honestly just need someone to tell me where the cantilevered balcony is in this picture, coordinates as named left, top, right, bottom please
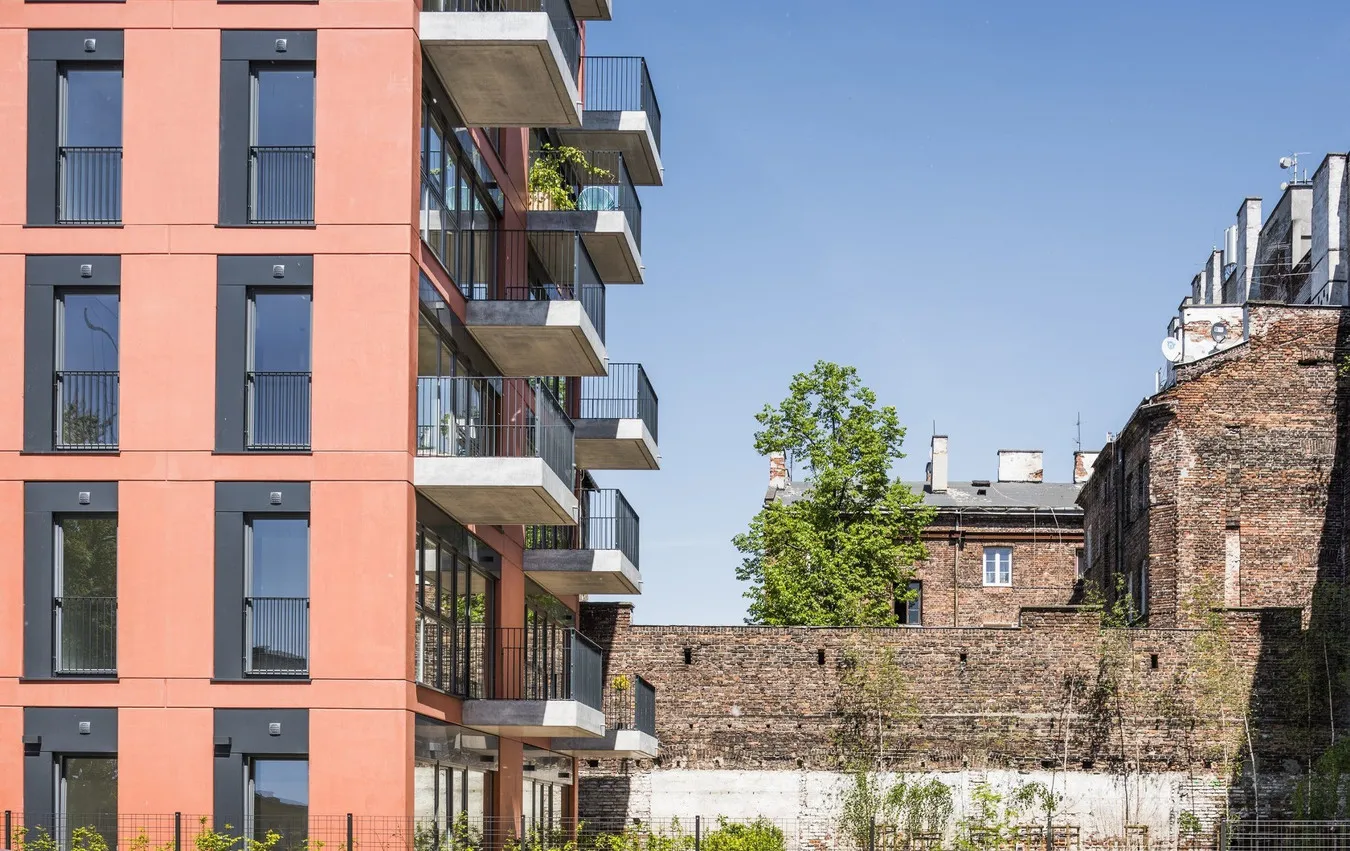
left=525, top=487, right=640, bottom=595
left=462, top=230, right=608, bottom=377
left=567, top=0, right=611, bottom=20
left=559, top=57, right=663, bottom=185
left=576, top=363, right=659, bottom=470
left=555, top=674, right=659, bottom=758
left=420, top=0, right=582, bottom=128
left=415, top=376, right=578, bottom=525
left=529, top=149, right=643, bottom=284
left=462, top=626, right=605, bottom=737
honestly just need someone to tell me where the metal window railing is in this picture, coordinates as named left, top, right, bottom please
left=416, top=376, right=575, bottom=485
left=246, top=371, right=312, bottom=451
left=604, top=674, right=656, bottom=736
left=530, top=149, right=642, bottom=250
left=634, top=674, right=656, bottom=736
left=487, top=626, right=602, bottom=709
left=580, top=362, right=658, bottom=442
left=416, top=614, right=490, bottom=699
left=53, top=596, right=117, bottom=676
left=244, top=596, right=309, bottom=676
left=461, top=230, right=606, bottom=342
left=57, top=146, right=122, bottom=225
left=581, top=56, right=662, bottom=150
left=54, top=370, right=119, bottom=450
left=526, top=487, right=639, bottom=568
left=423, top=0, right=580, bottom=84
left=248, top=146, right=315, bottom=225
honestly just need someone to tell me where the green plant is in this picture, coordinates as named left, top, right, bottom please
left=700, top=819, right=784, bottom=851
left=612, top=674, right=632, bottom=691
left=886, top=777, right=954, bottom=838
left=955, top=782, right=1024, bottom=851
left=529, top=145, right=612, bottom=211
left=13, top=826, right=60, bottom=851
left=1178, top=811, right=1202, bottom=835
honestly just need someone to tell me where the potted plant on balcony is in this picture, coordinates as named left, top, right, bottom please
left=528, top=145, right=612, bottom=211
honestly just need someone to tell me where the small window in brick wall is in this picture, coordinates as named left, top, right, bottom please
left=682, top=647, right=692, bottom=665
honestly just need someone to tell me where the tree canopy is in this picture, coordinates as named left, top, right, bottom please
left=732, top=361, right=933, bottom=625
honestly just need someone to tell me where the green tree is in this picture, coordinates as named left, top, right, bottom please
left=733, top=361, right=933, bottom=625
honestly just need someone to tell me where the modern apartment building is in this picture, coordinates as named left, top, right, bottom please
left=0, top=0, right=662, bottom=843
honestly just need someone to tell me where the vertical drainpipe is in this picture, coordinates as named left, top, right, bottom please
left=1114, top=437, right=1124, bottom=603
left=953, top=509, right=962, bottom=626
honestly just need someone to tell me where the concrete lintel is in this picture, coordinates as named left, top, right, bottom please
left=462, top=699, right=605, bottom=738
left=465, top=300, right=608, bottom=377
left=414, top=456, right=579, bottom=525
left=575, top=417, right=660, bottom=470
left=552, top=728, right=659, bottom=759
left=420, top=12, right=582, bottom=128
left=558, top=111, right=663, bottom=185
left=524, top=548, right=641, bottom=595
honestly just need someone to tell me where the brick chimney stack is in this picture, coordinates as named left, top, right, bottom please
left=768, top=452, right=789, bottom=491
left=926, top=435, right=948, bottom=493
left=1074, top=451, right=1099, bottom=484
left=997, top=450, right=1044, bottom=483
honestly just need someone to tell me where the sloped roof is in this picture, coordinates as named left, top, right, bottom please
left=775, top=479, right=1082, bottom=512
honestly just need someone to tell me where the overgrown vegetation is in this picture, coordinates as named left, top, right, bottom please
left=528, top=145, right=611, bottom=211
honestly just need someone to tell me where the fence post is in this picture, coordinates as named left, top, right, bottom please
left=520, top=815, right=526, bottom=847
left=5, top=809, right=11, bottom=849
left=174, top=812, right=181, bottom=851
left=868, top=818, right=875, bottom=851
left=694, top=817, right=700, bottom=851
left=346, top=813, right=354, bottom=851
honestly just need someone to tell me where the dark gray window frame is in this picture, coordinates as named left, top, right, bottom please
left=215, top=256, right=312, bottom=453
left=213, top=709, right=308, bottom=836
left=24, top=483, right=118, bottom=681
left=27, top=31, right=124, bottom=226
left=219, top=31, right=317, bottom=226
left=25, top=256, right=121, bottom=453
left=24, top=707, right=118, bottom=823
left=214, top=482, right=311, bottom=681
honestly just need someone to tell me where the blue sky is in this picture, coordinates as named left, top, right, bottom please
left=584, top=0, right=1350, bottom=625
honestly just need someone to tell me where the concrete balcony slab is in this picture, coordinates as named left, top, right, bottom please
left=465, top=299, right=607, bottom=377
left=414, top=456, right=578, bottom=526
left=462, top=698, right=606, bottom=738
left=574, top=417, right=659, bottom=470
left=524, top=548, right=640, bottom=596
left=552, top=728, right=659, bottom=759
left=529, top=210, right=642, bottom=284
left=559, top=111, right=663, bottom=186
left=568, top=0, right=612, bottom=20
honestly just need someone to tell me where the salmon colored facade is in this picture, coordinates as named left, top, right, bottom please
left=1, top=0, right=659, bottom=840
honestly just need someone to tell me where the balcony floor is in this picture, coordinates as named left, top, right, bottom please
left=465, top=300, right=607, bottom=377
left=558, top=112, right=663, bottom=186
left=462, top=698, right=605, bottom=738
left=575, top=417, right=660, bottom=470
left=528, top=210, right=643, bottom=284
left=553, top=728, right=660, bottom=759
left=415, top=456, right=578, bottom=526
left=525, top=548, right=641, bottom=595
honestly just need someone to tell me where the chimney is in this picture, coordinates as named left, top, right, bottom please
left=926, top=435, right=948, bottom=493
left=768, top=452, right=789, bottom=491
left=1234, top=197, right=1261, bottom=302
left=997, top=450, right=1043, bottom=483
left=1074, top=451, right=1100, bottom=484
left=1309, top=153, right=1349, bottom=304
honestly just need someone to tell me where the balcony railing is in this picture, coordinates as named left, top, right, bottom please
left=248, top=146, right=315, bottom=225
left=460, top=229, right=606, bottom=341
left=605, top=674, right=656, bottom=736
left=415, top=614, right=489, bottom=698
left=246, top=371, right=312, bottom=451
left=527, top=487, right=639, bottom=567
left=530, top=149, right=641, bottom=249
left=488, top=626, right=602, bottom=709
left=244, top=596, right=309, bottom=676
left=422, top=0, right=580, bottom=84
left=416, top=376, right=576, bottom=484
left=54, top=370, right=119, bottom=450
left=57, top=146, right=122, bottom=225
left=582, top=56, right=662, bottom=150
left=580, top=363, right=658, bottom=442
left=53, top=596, right=117, bottom=676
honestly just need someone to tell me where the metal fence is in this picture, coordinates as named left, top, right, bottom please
left=52, top=596, right=117, bottom=675
left=487, top=626, right=602, bottom=709
left=244, top=596, right=309, bottom=676
left=580, top=363, right=658, bottom=442
left=423, top=0, right=580, bottom=83
left=249, top=145, right=315, bottom=225
left=58, top=145, right=122, bottom=224
left=1221, top=820, right=1350, bottom=850
left=246, top=371, right=312, bottom=450
left=416, top=376, right=576, bottom=486
left=582, top=56, right=662, bottom=150
left=54, top=370, right=119, bottom=450
left=526, top=487, right=640, bottom=568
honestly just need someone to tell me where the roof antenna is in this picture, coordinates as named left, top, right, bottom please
left=1075, top=412, right=1082, bottom=453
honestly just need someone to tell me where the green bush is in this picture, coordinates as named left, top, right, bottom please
left=700, top=819, right=785, bottom=851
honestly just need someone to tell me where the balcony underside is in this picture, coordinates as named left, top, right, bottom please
left=529, top=211, right=643, bottom=284
left=553, top=729, right=660, bottom=759
left=420, top=12, right=582, bottom=128
left=462, top=698, right=605, bottom=738
left=524, top=549, right=641, bottom=596
left=568, top=0, right=613, bottom=21
left=414, top=457, right=578, bottom=526
left=465, top=300, right=607, bottom=377
left=558, top=112, right=663, bottom=185
left=575, top=418, right=659, bottom=470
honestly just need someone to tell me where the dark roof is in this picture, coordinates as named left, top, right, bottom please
left=774, top=480, right=1082, bottom=512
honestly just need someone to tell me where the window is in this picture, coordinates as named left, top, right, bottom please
left=1138, top=462, right=1149, bottom=516
left=1075, top=547, right=1085, bottom=579
left=1135, top=559, right=1150, bottom=621
left=414, top=523, right=494, bottom=697
left=897, top=580, right=921, bottom=626
left=246, top=290, right=312, bottom=450
left=983, top=547, right=1012, bottom=586
left=245, top=517, right=309, bottom=676
left=415, top=760, right=491, bottom=839
left=58, top=66, right=122, bottom=224
left=249, top=66, right=315, bottom=224
left=54, top=516, right=117, bottom=676
left=55, top=290, right=119, bottom=450
left=523, top=778, right=565, bottom=835
left=58, top=756, right=118, bottom=849
left=247, top=759, right=308, bottom=846
left=1124, top=473, right=1134, bottom=522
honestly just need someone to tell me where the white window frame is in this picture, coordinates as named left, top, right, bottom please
left=983, top=547, right=1012, bottom=587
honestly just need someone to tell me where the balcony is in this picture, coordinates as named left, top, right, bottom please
left=58, top=145, right=122, bottom=224
left=575, top=363, right=659, bottom=470
left=462, top=627, right=605, bottom=737
left=420, top=0, right=582, bottom=128
left=415, top=376, right=578, bottom=526
left=53, top=596, right=117, bottom=676
left=568, top=0, right=611, bottom=20
left=245, top=371, right=312, bottom=451
left=248, top=146, right=315, bottom=225
left=54, top=370, right=119, bottom=451
left=555, top=674, right=659, bottom=758
left=525, top=487, right=640, bottom=595
left=529, top=149, right=643, bottom=284
left=462, top=230, right=608, bottom=377
left=559, top=57, right=663, bottom=185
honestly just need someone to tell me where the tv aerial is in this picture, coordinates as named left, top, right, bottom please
left=1279, top=152, right=1311, bottom=189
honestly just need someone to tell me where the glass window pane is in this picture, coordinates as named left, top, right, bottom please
left=56, top=517, right=118, bottom=675
left=251, top=292, right=312, bottom=372
left=63, top=69, right=122, bottom=147
left=251, top=759, right=309, bottom=846
left=59, top=293, right=120, bottom=371
left=413, top=762, right=437, bottom=830
left=250, top=518, right=309, bottom=597
left=62, top=756, right=118, bottom=849
left=58, top=517, right=117, bottom=598
left=254, top=69, right=315, bottom=147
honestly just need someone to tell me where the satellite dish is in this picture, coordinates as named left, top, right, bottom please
left=1279, top=156, right=1295, bottom=169
left=1211, top=321, right=1230, bottom=344
left=1161, top=337, right=1183, bottom=363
